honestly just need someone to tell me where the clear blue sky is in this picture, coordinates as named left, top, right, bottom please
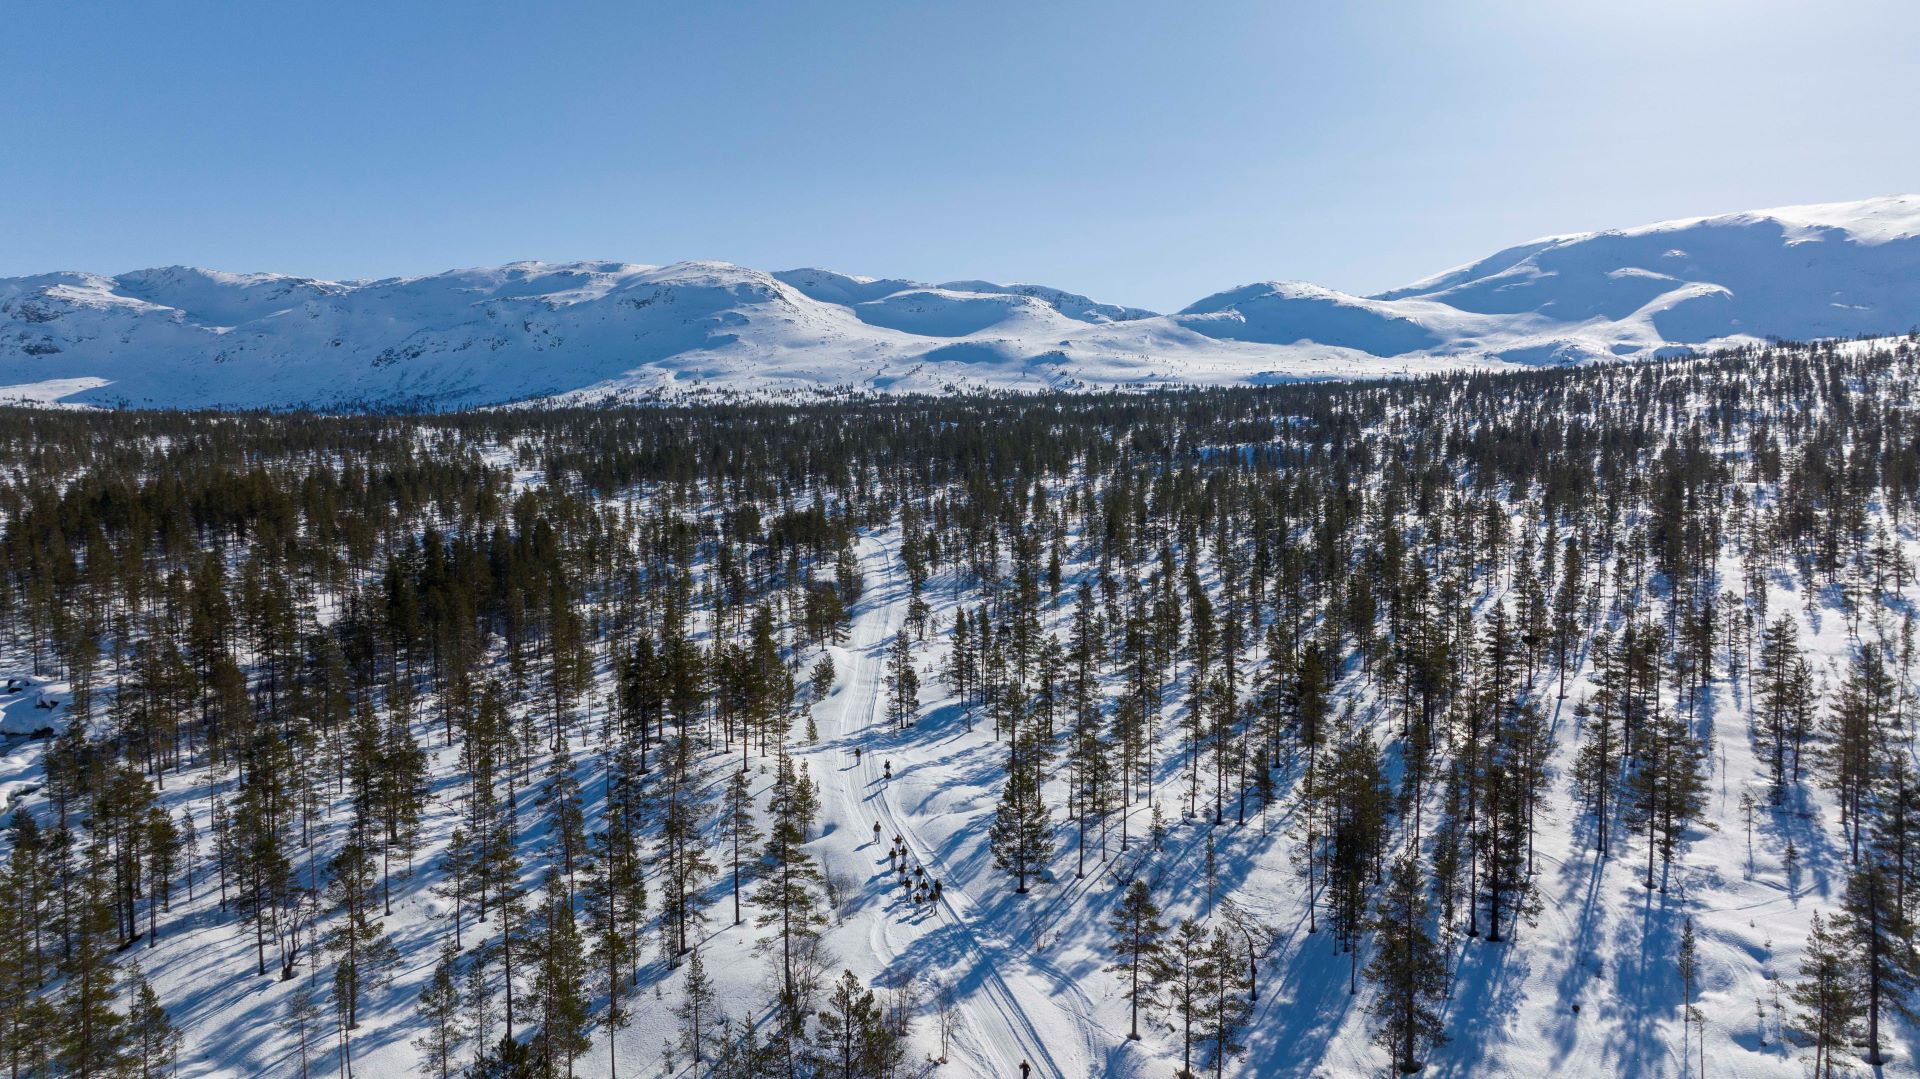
left=4, top=1, right=1916, bottom=311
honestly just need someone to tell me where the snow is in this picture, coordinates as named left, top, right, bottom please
left=6, top=425, right=1920, bottom=1076
left=3, top=194, right=1917, bottom=410
left=0, top=376, right=110, bottom=407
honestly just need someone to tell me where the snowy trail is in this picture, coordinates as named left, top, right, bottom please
left=812, top=530, right=1101, bottom=1079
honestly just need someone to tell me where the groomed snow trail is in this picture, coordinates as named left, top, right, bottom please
left=809, top=530, right=1100, bottom=1079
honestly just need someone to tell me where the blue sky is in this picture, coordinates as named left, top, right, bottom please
left=4, top=0, right=1916, bottom=311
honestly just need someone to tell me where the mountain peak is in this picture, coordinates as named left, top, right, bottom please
left=5, top=194, right=1919, bottom=409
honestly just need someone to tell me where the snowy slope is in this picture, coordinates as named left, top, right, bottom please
left=9, top=349, right=1920, bottom=1079
left=2, top=195, right=1917, bottom=409
left=6, top=487, right=1910, bottom=1079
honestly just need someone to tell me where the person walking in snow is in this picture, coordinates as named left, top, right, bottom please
left=883, top=760, right=892, bottom=781
left=1020, top=1060, right=1031, bottom=1078
left=873, top=821, right=882, bottom=843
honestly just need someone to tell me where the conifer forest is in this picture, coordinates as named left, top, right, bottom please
left=7, top=337, right=1920, bottom=1078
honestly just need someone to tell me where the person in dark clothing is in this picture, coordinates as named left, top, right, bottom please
left=1020, top=1060, right=1031, bottom=1078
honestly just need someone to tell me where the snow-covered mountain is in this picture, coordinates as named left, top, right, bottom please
left=3, top=195, right=1918, bottom=410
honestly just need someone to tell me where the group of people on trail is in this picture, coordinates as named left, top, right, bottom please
left=875, top=822, right=941, bottom=909
left=852, top=745, right=894, bottom=783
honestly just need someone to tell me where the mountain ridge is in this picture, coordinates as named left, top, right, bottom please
left=4, top=194, right=1918, bottom=410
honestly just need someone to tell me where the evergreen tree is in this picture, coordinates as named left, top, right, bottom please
left=325, top=841, right=399, bottom=1029
left=583, top=832, right=634, bottom=1079
left=1365, top=855, right=1448, bottom=1073
left=530, top=867, right=591, bottom=1078
left=415, top=937, right=468, bottom=1079
left=989, top=718, right=1054, bottom=894
left=1843, top=866, right=1918, bottom=1067
left=125, top=966, right=182, bottom=1079
left=281, top=982, right=324, bottom=1079
left=1677, top=917, right=1701, bottom=1078
left=464, top=944, right=499, bottom=1067
left=1625, top=707, right=1709, bottom=890
left=1571, top=697, right=1616, bottom=855
left=754, top=752, right=828, bottom=1028
left=886, top=629, right=920, bottom=731
left=652, top=733, right=714, bottom=959
left=1826, top=645, right=1895, bottom=864
left=1107, top=880, right=1167, bottom=1041
left=466, top=1032, right=539, bottom=1079
left=813, top=968, right=904, bottom=1079
left=55, top=864, right=128, bottom=1079
left=675, top=946, right=718, bottom=1067
left=1156, top=919, right=1215, bottom=1079
left=810, top=654, right=836, bottom=701
left=1755, top=616, right=1808, bottom=802
left=1791, top=910, right=1864, bottom=1079
left=1201, top=924, right=1253, bottom=1079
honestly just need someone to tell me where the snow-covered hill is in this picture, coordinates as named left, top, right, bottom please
left=3, top=195, right=1917, bottom=409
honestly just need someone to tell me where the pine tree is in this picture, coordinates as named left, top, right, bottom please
left=1677, top=917, right=1700, bottom=1078
left=325, top=841, right=399, bottom=1029
left=947, top=608, right=977, bottom=714
left=813, top=968, right=903, bottom=1079
left=464, top=943, right=498, bottom=1066
left=376, top=706, right=431, bottom=915
left=55, top=863, right=128, bottom=1079
left=281, top=981, right=324, bottom=1079
left=1791, top=910, right=1864, bottom=1079
left=1107, top=880, right=1167, bottom=1041
left=125, top=966, right=181, bottom=1079
left=0, top=811, right=56, bottom=1079
left=989, top=719, right=1054, bottom=894
left=436, top=828, right=474, bottom=949
left=1843, top=866, right=1918, bottom=1067
left=583, top=830, right=634, bottom=1079
left=1571, top=697, right=1616, bottom=855
left=1157, top=919, right=1216, bottom=1079
left=886, top=629, right=920, bottom=731
left=141, top=806, right=179, bottom=947
left=1365, top=855, right=1448, bottom=1073
left=810, top=654, right=836, bottom=701
left=531, top=868, right=591, bottom=1078
left=1755, top=616, right=1809, bottom=802
left=653, top=733, right=714, bottom=959
left=675, top=945, right=718, bottom=1066
left=1326, top=724, right=1389, bottom=975
left=1625, top=706, right=1709, bottom=890
left=754, top=752, right=827, bottom=1028
left=1201, top=924, right=1253, bottom=1079
left=1826, top=645, right=1895, bottom=864
left=494, top=879, right=530, bottom=1041
left=414, top=937, right=467, bottom=1079
left=466, top=1032, right=539, bottom=1079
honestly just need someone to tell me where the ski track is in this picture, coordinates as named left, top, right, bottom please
left=811, top=529, right=1099, bottom=1079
